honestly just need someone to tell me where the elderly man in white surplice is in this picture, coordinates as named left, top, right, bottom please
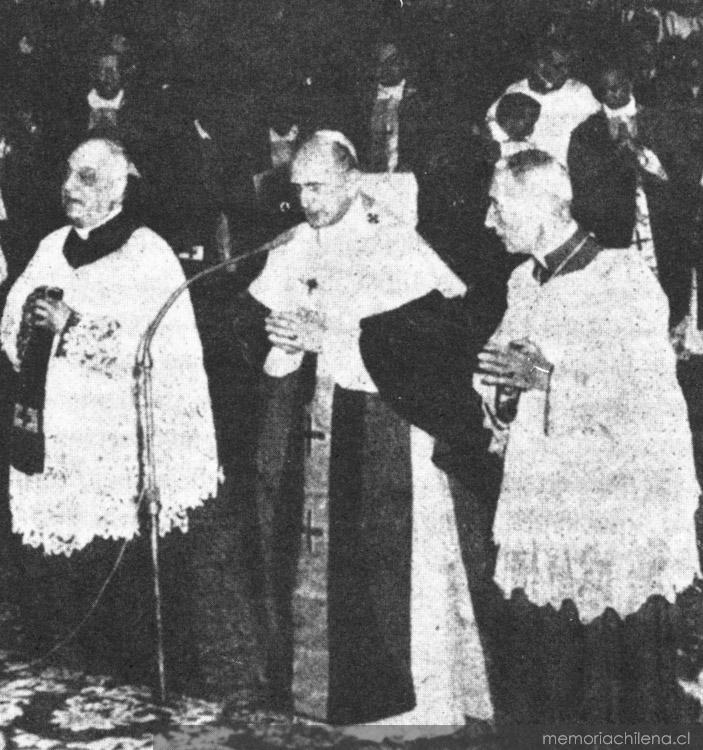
left=0, top=137, right=218, bottom=692
left=476, top=148, right=703, bottom=725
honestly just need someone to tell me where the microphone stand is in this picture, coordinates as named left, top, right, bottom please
left=134, top=234, right=286, bottom=702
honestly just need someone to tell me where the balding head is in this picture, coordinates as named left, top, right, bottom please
left=486, top=150, right=575, bottom=257
left=62, top=138, right=129, bottom=229
left=291, top=132, right=359, bottom=228
left=502, top=149, right=572, bottom=204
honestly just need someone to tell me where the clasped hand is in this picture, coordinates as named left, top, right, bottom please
left=477, top=338, right=552, bottom=392
left=616, top=132, right=668, bottom=181
left=265, top=309, right=327, bottom=354
left=28, top=298, right=73, bottom=334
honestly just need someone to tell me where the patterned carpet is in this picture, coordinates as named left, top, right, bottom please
left=0, top=485, right=501, bottom=750
left=0, top=652, right=217, bottom=750
left=0, top=649, right=499, bottom=750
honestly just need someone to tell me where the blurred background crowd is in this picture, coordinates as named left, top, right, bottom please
left=3, top=0, right=703, bottom=281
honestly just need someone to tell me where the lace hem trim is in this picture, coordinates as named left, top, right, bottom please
left=495, top=541, right=701, bottom=623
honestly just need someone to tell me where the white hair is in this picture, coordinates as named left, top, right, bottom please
left=72, top=138, right=130, bottom=203
left=499, top=149, right=573, bottom=206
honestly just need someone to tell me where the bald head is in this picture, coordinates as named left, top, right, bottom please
left=291, top=132, right=359, bottom=229
left=486, top=150, right=575, bottom=257
left=503, top=149, right=572, bottom=205
left=62, top=138, right=129, bottom=229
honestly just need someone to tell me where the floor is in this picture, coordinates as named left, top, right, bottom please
left=0, top=640, right=499, bottom=750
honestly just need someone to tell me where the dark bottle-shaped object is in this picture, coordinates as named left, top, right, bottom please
left=11, top=285, right=64, bottom=474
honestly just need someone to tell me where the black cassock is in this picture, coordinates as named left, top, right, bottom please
left=227, top=289, right=499, bottom=725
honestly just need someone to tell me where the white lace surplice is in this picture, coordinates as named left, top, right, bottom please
left=0, top=226, right=219, bottom=556
left=476, top=247, right=701, bottom=623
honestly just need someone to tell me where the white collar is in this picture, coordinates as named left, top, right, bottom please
left=377, top=80, right=406, bottom=102
left=74, top=206, right=123, bottom=239
left=269, top=126, right=298, bottom=144
left=603, top=96, right=638, bottom=120
left=87, top=88, right=125, bottom=111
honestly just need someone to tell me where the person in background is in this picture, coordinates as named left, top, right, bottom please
left=568, top=59, right=703, bottom=328
left=623, top=0, right=665, bottom=42
left=361, top=40, right=428, bottom=173
left=73, top=48, right=154, bottom=161
left=241, top=102, right=305, bottom=251
left=86, top=50, right=125, bottom=131
left=663, top=0, right=703, bottom=39
left=494, top=92, right=541, bottom=158
left=486, top=34, right=600, bottom=167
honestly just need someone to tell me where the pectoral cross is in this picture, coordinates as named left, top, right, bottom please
left=633, top=229, right=651, bottom=253
left=303, top=413, right=325, bottom=456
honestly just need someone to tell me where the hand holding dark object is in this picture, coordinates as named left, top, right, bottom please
left=615, top=124, right=669, bottom=181
left=478, top=337, right=552, bottom=391
left=13, top=286, right=67, bottom=475
left=29, top=297, right=73, bottom=334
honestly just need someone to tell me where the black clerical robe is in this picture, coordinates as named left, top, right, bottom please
left=568, top=106, right=703, bottom=325
left=230, top=292, right=414, bottom=724
left=229, top=281, right=499, bottom=725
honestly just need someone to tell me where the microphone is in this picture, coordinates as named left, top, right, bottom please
left=137, top=227, right=296, bottom=363
left=134, top=226, right=296, bottom=702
